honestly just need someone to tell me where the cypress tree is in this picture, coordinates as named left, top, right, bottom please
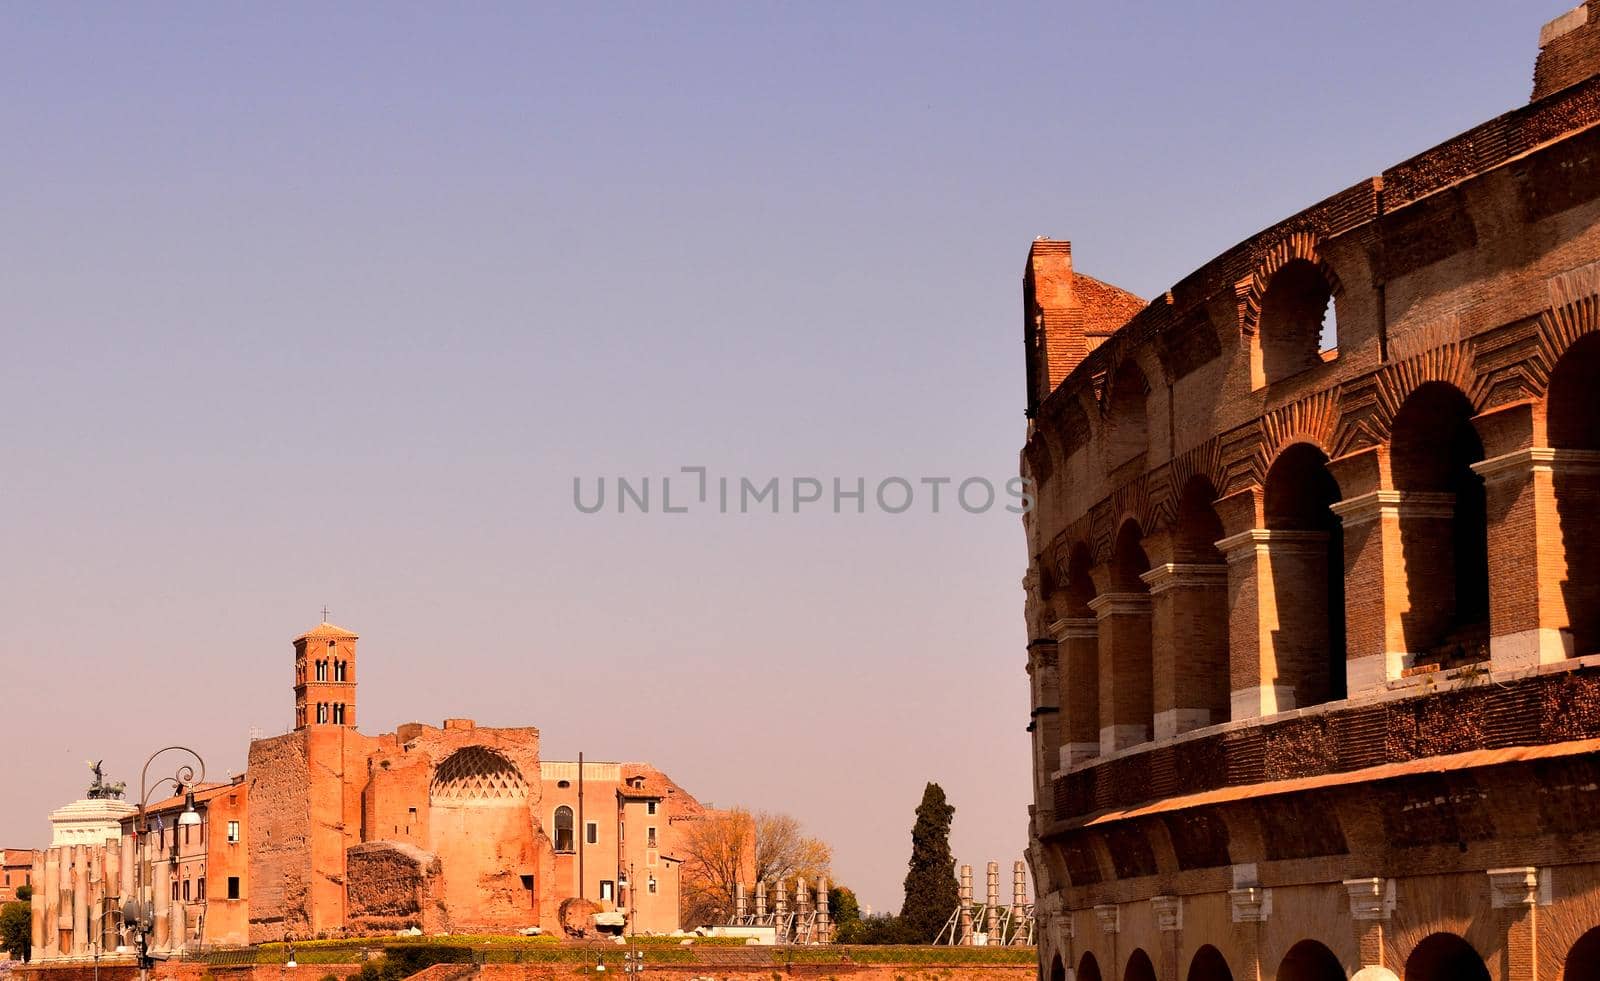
left=899, top=782, right=960, bottom=942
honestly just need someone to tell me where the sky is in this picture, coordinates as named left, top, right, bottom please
left=0, top=1, right=1555, bottom=914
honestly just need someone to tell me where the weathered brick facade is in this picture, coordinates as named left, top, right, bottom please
left=1022, top=5, right=1600, bottom=979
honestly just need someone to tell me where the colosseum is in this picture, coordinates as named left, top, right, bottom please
left=1021, top=5, right=1600, bottom=981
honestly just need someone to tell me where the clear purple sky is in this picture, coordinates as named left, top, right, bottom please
left=0, top=2, right=1552, bottom=913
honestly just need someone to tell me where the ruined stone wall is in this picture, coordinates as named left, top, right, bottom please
left=345, top=840, right=445, bottom=934
left=245, top=732, right=312, bottom=942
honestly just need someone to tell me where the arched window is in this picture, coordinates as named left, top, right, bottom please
left=1275, top=940, right=1344, bottom=981
left=1547, top=333, right=1600, bottom=655
left=1404, top=933, right=1488, bottom=981
left=1104, top=361, right=1150, bottom=469
left=1123, top=949, right=1157, bottom=981
left=1051, top=543, right=1101, bottom=764
left=1186, top=945, right=1233, bottom=981
left=1094, top=521, right=1154, bottom=750
left=1264, top=444, right=1347, bottom=708
left=1390, top=382, right=1488, bottom=667
left=553, top=805, right=575, bottom=853
left=1257, top=259, right=1336, bottom=385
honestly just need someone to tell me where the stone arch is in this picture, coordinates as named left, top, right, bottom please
left=1094, top=520, right=1155, bottom=751
left=1263, top=442, right=1347, bottom=708
left=1547, top=332, right=1600, bottom=655
left=430, top=746, right=528, bottom=803
left=1104, top=359, right=1151, bottom=469
left=1257, top=259, right=1337, bottom=383
left=1276, top=939, right=1345, bottom=981
left=1123, top=948, right=1157, bottom=981
left=1155, top=476, right=1231, bottom=737
left=1388, top=381, right=1489, bottom=667
left=1565, top=926, right=1600, bottom=979
left=1187, top=945, right=1233, bottom=981
left=1078, top=951, right=1104, bottom=981
left=1402, top=932, right=1488, bottom=981
left=1238, top=231, right=1343, bottom=337
left=1048, top=953, right=1066, bottom=981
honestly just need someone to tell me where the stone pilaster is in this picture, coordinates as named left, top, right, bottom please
left=1487, top=867, right=1545, bottom=981
left=1218, top=529, right=1327, bottom=718
left=1343, top=878, right=1394, bottom=971
left=1027, top=638, right=1062, bottom=807
left=30, top=851, right=45, bottom=956
left=42, top=846, right=60, bottom=959
left=1143, top=563, right=1229, bottom=739
left=1051, top=617, right=1101, bottom=766
left=1151, top=896, right=1182, bottom=981
left=1473, top=448, right=1597, bottom=667
left=1088, top=593, right=1154, bottom=752
left=1332, top=491, right=1413, bottom=695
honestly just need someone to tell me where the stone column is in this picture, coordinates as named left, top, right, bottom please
left=959, top=864, right=973, bottom=945
left=88, top=845, right=106, bottom=956
left=70, top=844, right=88, bottom=957
left=1094, top=904, right=1120, bottom=979
left=1089, top=593, right=1154, bottom=752
left=1487, top=867, right=1543, bottom=981
left=1331, top=489, right=1410, bottom=696
left=1229, top=885, right=1270, bottom=981
left=30, top=852, right=45, bottom=957
left=986, top=862, right=1001, bottom=941
left=1027, top=638, right=1062, bottom=806
left=1152, top=896, right=1182, bottom=981
left=1218, top=529, right=1330, bottom=718
left=1012, top=862, right=1028, bottom=946
left=1143, top=563, right=1229, bottom=739
left=119, top=833, right=135, bottom=901
left=1343, top=878, right=1394, bottom=973
left=42, top=846, right=60, bottom=959
left=1473, top=448, right=1594, bottom=667
left=1051, top=618, right=1101, bottom=766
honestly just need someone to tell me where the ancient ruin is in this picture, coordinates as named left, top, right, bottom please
left=1022, top=4, right=1600, bottom=979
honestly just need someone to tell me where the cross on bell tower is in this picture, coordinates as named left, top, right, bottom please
left=292, top=618, right=359, bottom=730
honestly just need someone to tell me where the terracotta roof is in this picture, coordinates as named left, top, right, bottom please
left=133, top=780, right=239, bottom=816
left=295, top=621, right=359, bottom=642
left=1074, top=272, right=1145, bottom=338
left=618, top=764, right=707, bottom=817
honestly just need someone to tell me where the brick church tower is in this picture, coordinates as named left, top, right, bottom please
left=293, top=620, right=358, bottom=729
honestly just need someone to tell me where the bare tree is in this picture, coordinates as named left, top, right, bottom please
left=679, top=808, right=832, bottom=928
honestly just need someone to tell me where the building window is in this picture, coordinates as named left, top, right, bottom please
left=586, top=822, right=598, bottom=845
left=333, top=703, right=345, bottom=725
left=316, top=660, right=327, bottom=682
left=183, top=880, right=191, bottom=902
left=317, top=703, right=328, bottom=724
left=184, top=825, right=190, bottom=845
left=227, top=877, right=240, bottom=900
left=599, top=880, right=614, bottom=901
left=647, top=876, right=657, bottom=895
left=554, top=806, right=575, bottom=853
left=646, top=827, right=656, bottom=848
left=172, top=882, right=179, bottom=902
left=334, top=660, right=347, bottom=682
left=646, top=801, right=657, bottom=816
left=197, top=878, right=205, bottom=901
left=227, top=821, right=240, bottom=843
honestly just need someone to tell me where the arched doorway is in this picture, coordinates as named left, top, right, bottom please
left=1079, top=951, right=1103, bottom=981
left=1548, top=333, right=1600, bottom=655
left=1124, top=949, right=1156, bottom=981
left=1390, top=382, right=1489, bottom=668
left=1403, top=933, right=1487, bottom=981
left=1277, top=939, right=1345, bottom=981
left=1187, top=945, right=1233, bottom=981
left=1258, top=258, right=1336, bottom=384
left=1048, top=954, right=1066, bottom=981
left=1566, top=926, right=1600, bottom=979
left=1263, top=443, right=1347, bottom=708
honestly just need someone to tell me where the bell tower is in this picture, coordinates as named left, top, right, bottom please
left=293, top=619, right=358, bottom=729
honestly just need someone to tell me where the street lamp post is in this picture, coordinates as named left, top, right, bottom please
left=131, top=747, right=206, bottom=981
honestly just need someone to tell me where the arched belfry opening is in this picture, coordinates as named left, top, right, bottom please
left=1150, top=477, right=1230, bottom=737
left=1257, top=259, right=1337, bottom=386
left=1092, top=521, right=1154, bottom=751
left=1389, top=382, right=1489, bottom=668
left=1104, top=360, right=1150, bottom=470
left=1403, top=933, right=1489, bottom=981
left=1055, top=544, right=1103, bottom=765
left=1547, top=333, right=1600, bottom=655
left=1263, top=444, right=1347, bottom=709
